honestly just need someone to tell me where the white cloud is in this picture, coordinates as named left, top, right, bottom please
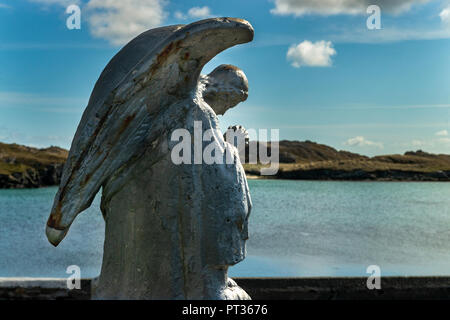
left=86, top=0, right=168, bottom=46
left=0, top=3, right=11, bottom=8
left=438, top=137, right=450, bottom=144
left=440, top=6, right=450, bottom=23
left=174, top=11, right=186, bottom=19
left=287, top=40, right=336, bottom=68
left=188, top=6, right=212, bottom=18
left=26, top=0, right=168, bottom=46
left=174, top=6, right=214, bottom=20
left=435, top=129, right=449, bottom=136
left=411, top=139, right=425, bottom=147
left=28, top=0, right=80, bottom=6
left=0, top=127, right=72, bottom=148
left=271, top=0, right=430, bottom=16
left=404, top=136, right=450, bottom=153
left=344, top=136, right=384, bottom=148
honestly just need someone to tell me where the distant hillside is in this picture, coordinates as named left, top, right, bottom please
left=276, top=140, right=367, bottom=162
left=245, top=140, right=450, bottom=181
left=1, top=140, right=450, bottom=188
left=0, top=142, right=67, bottom=188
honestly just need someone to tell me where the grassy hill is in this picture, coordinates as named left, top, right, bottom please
left=0, top=142, right=68, bottom=188
left=244, top=140, right=450, bottom=181
left=1, top=140, right=450, bottom=188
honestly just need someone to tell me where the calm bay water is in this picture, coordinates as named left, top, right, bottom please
left=0, top=180, right=449, bottom=278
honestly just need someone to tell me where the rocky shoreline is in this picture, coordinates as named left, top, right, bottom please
left=243, top=140, right=450, bottom=182
left=246, top=168, right=450, bottom=181
left=0, top=163, right=65, bottom=189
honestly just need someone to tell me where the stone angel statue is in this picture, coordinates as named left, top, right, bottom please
left=45, top=18, right=254, bottom=300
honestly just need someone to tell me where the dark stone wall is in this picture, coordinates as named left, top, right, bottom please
left=0, top=280, right=90, bottom=300
left=237, top=277, right=450, bottom=300
left=1, top=277, right=450, bottom=300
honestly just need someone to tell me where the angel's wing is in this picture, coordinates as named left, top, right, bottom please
left=46, top=18, right=254, bottom=246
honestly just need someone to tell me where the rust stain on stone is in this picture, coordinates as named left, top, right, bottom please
left=51, top=38, right=185, bottom=225
left=148, top=40, right=183, bottom=76
left=221, top=64, right=240, bottom=71
left=81, top=172, right=93, bottom=187
left=80, top=153, right=108, bottom=188
left=119, top=113, right=137, bottom=136
left=56, top=100, right=116, bottom=210
left=46, top=202, right=63, bottom=228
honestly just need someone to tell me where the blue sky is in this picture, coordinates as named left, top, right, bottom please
left=0, top=0, right=449, bottom=156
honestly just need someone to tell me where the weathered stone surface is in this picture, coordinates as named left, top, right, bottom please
left=45, top=18, right=254, bottom=300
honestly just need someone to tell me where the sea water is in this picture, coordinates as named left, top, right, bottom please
left=0, top=180, right=449, bottom=278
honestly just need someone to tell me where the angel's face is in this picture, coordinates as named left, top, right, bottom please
left=202, top=64, right=249, bottom=116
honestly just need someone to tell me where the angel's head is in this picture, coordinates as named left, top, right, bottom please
left=201, top=64, right=249, bottom=116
